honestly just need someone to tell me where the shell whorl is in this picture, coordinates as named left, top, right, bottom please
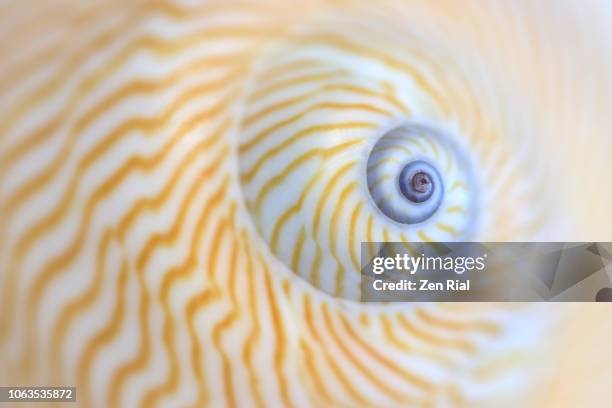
left=1, top=1, right=612, bottom=408
left=238, top=11, right=554, bottom=299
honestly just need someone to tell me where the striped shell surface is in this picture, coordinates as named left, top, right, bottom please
left=1, top=1, right=612, bottom=407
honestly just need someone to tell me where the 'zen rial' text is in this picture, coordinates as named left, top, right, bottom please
left=372, top=279, right=470, bottom=292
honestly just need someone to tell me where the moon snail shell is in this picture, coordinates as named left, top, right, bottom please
left=1, top=1, right=612, bottom=407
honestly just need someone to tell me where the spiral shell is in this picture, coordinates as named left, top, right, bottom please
left=237, top=9, right=562, bottom=299
left=1, top=1, right=612, bottom=407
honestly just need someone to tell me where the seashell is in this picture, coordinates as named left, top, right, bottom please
left=1, top=1, right=612, bottom=407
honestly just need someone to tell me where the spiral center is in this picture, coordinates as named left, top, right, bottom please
left=398, top=160, right=440, bottom=206
left=365, top=123, right=472, bottom=225
left=412, top=172, right=432, bottom=194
